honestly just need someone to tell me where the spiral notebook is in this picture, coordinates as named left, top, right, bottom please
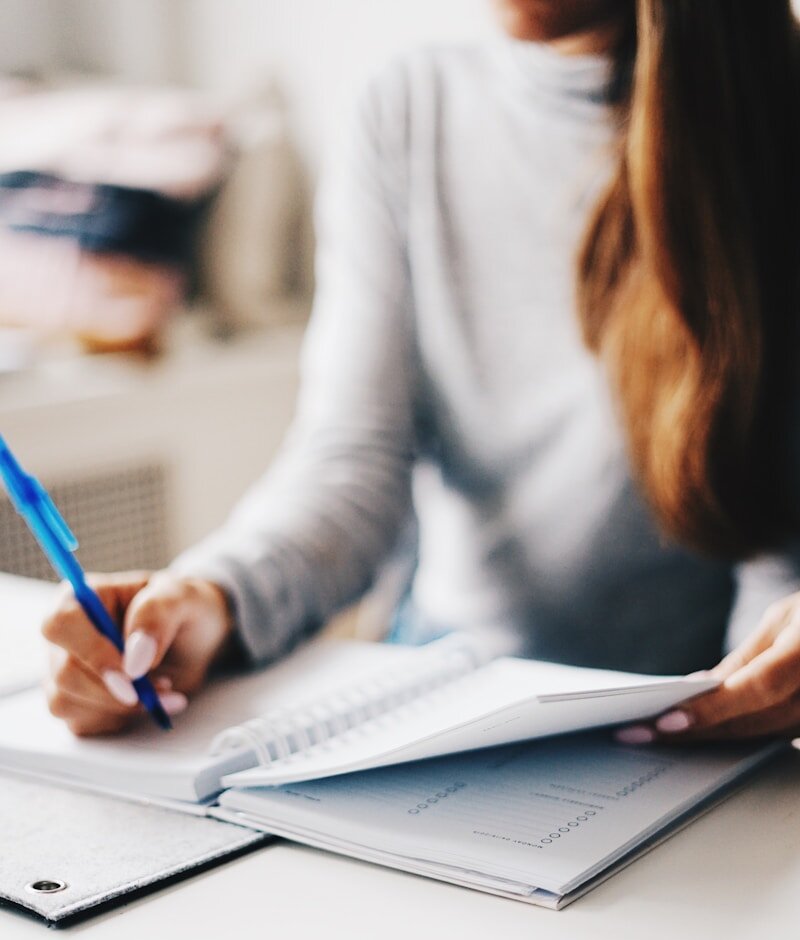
left=0, top=633, right=716, bottom=805
left=0, top=632, right=780, bottom=912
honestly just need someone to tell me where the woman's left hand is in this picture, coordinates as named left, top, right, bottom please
left=615, top=591, right=800, bottom=745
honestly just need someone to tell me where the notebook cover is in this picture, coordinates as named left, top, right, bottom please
left=0, top=772, right=269, bottom=924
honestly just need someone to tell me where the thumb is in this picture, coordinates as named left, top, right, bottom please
left=122, top=574, right=190, bottom=679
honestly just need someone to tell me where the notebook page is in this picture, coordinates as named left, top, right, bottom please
left=223, top=658, right=716, bottom=787
left=0, top=639, right=414, bottom=801
left=219, top=734, right=777, bottom=896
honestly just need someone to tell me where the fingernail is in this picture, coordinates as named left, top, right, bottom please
left=123, top=632, right=157, bottom=679
left=656, top=709, right=693, bottom=733
left=614, top=725, right=655, bottom=745
left=153, top=675, right=173, bottom=692
left=159, top=691, right=188, bottom=716
left=102, top=670, right=139, bottom=707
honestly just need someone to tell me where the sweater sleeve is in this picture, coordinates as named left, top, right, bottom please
left=170, top=66, right=416, bottom=664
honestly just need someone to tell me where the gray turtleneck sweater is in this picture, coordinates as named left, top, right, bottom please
left=173, top=39, right=800, bottom=673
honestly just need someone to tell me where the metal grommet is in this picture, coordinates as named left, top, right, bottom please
left=25, top=879, right=68, bottom=894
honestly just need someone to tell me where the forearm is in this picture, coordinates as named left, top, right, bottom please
left=170, top=420, right=414, bottom=663
left=174, top=60, right=416, bottom=664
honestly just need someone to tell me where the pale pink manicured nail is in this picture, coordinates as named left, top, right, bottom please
left=153, top=675, right=173, bottom=691
left=656, top=710, right=693, bottom=733
left=123, top=632, right=157, bottom=679
left=614, top=725, right=655, bottom=745
left=159, top=691, right=188, bottom=716
left=102, top=670, right=139, bottom=707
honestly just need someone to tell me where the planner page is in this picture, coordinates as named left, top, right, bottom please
left=218, top=733, right=778, bottom=897
left=223, top=658, right=717, bottom=787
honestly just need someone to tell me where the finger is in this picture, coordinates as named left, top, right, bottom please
left=121, top=574, right=219, bottom=681
left=659, top=694, right=800, bottom=743
left=615, top=698, right=800, bottom=747
left=45, top=681, right=137, bottom=737
left=50, top=573, right=151, bottom=624
left=719, top=614, right=800, bottom=701
left=121, top=574, right=194, bottom=679
left=86, top=572, right=151, bottom=608
left=662, top=622, right=800, bottom=735
left=42, top=589, right=125, bottom=677
left=711, top=599, right=793, bottom=681
left=49, top=646, right=139, bottom=713
left=653, top=677, right=772, bottom=736
left=46, top=657, right=188, bottom=730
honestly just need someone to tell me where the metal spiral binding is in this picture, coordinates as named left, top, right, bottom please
left=209, top=633, right=486, bottom=767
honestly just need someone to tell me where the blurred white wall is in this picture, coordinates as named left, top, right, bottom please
left=0, top=0, right=496, bottom=171
left=0, top=0, right=57, bottom=75
left=180, top=0, right=496, bottom=170
left=50, top=0, right=184, bottom=86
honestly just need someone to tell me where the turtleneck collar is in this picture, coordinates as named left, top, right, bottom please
left=490, top=35, right=615, bottom=122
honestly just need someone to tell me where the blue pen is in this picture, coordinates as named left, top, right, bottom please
left=0, top=434, right=171, bottom=730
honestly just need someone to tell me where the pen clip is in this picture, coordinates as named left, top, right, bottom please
left=30, top=478, right=78, bottom=551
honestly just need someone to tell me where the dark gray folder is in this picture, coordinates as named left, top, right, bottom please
left=0, top=773, right=268, bottom=924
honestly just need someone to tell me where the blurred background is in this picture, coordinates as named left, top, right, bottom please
left=0, top=0, right=495, bottom=585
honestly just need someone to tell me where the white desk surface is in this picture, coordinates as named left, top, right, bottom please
left=1, top=576, right=799, bottom=938
left=0, top=573, right=56, bottom=694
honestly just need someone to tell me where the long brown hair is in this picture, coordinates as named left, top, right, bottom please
left=578, top=0, right=800, bottom=559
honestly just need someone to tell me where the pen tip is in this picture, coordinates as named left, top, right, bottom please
left=155, top=708, right=172, bottom=731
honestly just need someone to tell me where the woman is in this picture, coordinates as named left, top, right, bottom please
left=42, top=0, right=800, bottom=746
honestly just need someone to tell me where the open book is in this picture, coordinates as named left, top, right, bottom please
left=0, top=632, right=716, bottom=803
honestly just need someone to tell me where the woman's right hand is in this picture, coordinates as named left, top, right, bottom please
left=42, top=570, right=234, bottom=736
